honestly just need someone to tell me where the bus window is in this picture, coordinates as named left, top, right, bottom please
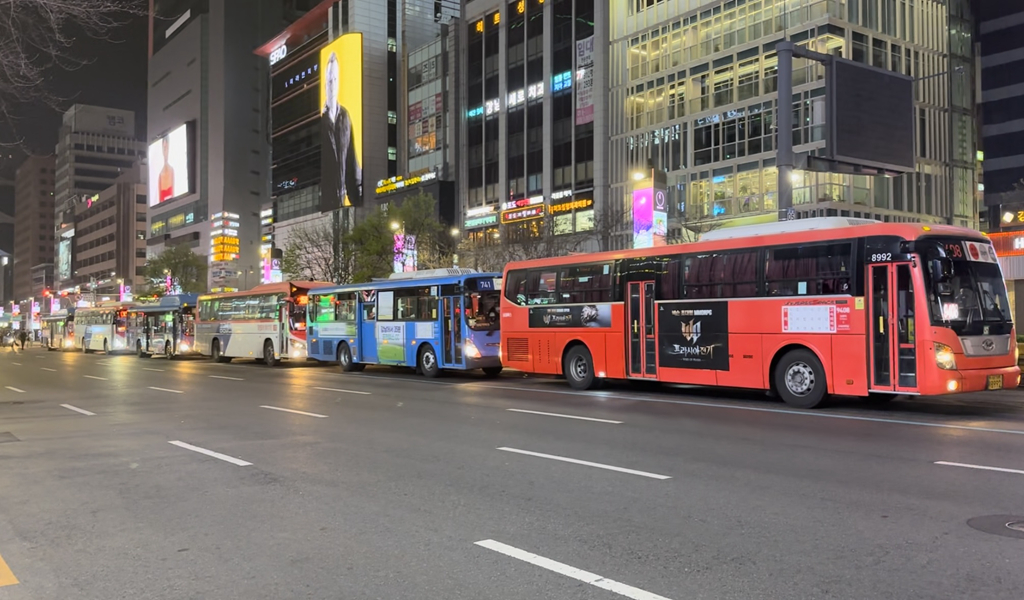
left=336, top=293, right=357, bottom=321
left=289, top=302, right=307, bottom=331
left=363, top=303, right=376, bottom=321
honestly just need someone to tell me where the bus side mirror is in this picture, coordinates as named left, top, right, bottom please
left=930, top=258, right=953, bottom=283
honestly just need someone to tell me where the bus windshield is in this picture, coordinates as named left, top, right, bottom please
left=289, top=300, right=308, bottom=331
left=920, top=238, right=1013, bottom=336
left=465, top=290, right=501, bottom=331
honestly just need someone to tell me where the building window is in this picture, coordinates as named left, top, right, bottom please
left=387, top=38, right=397, bottom=53
left=388, top=146, right=397, bottom=160
left=388, top=111, right=397, bottom=125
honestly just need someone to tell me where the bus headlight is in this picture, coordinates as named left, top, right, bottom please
left=291, top=341, right=305, bottom=358
left=464, top=339, right=481, bottom=359
left=179, top=342, right=189, bottom=352
left=935, top=343, right=957, bottom=370
left=64, top=339, right=73, bottom=348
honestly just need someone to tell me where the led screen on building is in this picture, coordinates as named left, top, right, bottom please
left=148, top=122, right=193, bottom=207
left=320, top=33, right=364, bottom=211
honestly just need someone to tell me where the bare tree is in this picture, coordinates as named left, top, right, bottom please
left=280, top=221, right=351, bottom=284
left=0, top=0, right=143, bottom=139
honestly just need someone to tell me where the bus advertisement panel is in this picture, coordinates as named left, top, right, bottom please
left=75, top=303, right=134, bottom=353
left=307, top=269, right=502, bottom=377
left=196, top=282, right=331, bottom=365
left=501, top=219, right=1020, bottom=408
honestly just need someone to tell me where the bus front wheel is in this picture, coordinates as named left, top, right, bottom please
left=482, top=366, right=503, bottom=378
left=212, top=340, right=231, bottom=363
left=338, top=343, right=363, bottom=372
left=137, top=341, right=149, bottom=358
left=564, top=345, right=601, bottom=391
left=419, top=345, right=440, bottom=378
left=263, top=340, right=278, bottom=367
left=774, top=349, right=827, bottom=409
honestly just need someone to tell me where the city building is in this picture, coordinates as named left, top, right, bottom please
left=53, top=104, right=145, bottom=290
left=255, top=0, right=456, bottom=280
left=13, top=155, right=55, bottom=303
left=72, top=166, right=148, bottom=297
left=458, top=0, right=608, bottom=253
left=975, top=0, right=1024, bottom=322
left=0, top=249, right=11, bottom=308
left=608, top=0, right=978, bottom=248
left=147, top=0, right=282, bottom=292
left=977, top=0, right=1024, bottom=226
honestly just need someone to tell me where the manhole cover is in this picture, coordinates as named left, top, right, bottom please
left=0, top=432, right=19, bottom=444
left=967, top=515, right=1024, bottom=540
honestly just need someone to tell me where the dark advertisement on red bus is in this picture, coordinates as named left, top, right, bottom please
left=528, top=304, right=612, bottom=328
left=658, top=302, right=729, bottom=370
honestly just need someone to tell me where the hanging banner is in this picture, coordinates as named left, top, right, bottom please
left=575, top=36, right=595, bottom=125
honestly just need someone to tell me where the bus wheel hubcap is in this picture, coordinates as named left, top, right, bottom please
left=423, top=352, right=435, bottom=370
left=571, top=356, right=588, bottom=380
left=785, top=362, right=814, bottom=396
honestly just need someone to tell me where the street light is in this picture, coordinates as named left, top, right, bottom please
left=391, top=221, right=401, bottom=231
left=632, top=171, right=646, bottom=181
left=450, top=227, right=459, bottom=237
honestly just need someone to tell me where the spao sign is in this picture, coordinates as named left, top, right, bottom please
left=269, top=44, right=288, bottom=66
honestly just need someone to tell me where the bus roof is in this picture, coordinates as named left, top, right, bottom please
left=311, top=271, right=502, bottom=295
left=503, top=219, right=987, bottom=271
left=198, top=281, right=333, bottom=301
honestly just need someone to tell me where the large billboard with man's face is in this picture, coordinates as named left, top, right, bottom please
left=319, top=33, right=363, bottom=211
left=148, top=122, right=193, bottom=207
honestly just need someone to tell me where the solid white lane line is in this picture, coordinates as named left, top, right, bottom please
left=60, top=404, right=96, bottom=416
left=497, top=447, right=671, bottom=480
left=142, top=367, right=164, bottom=372
left=475, top=540, right=673, bottom=600
left=506, top=408, right=622, bottom=424
left=168, top=440, right=252, bottom=466
left=40, top=367, right=56, bottom=372
left=312, top=386, right=371, bottom=395
left=4, top=386, right=25, bottom=393
left=149, top=386, right=183, bottom=394
left=471, top=384, right=1024, bottom=437
left=10, top=362, right=21, bottom=366
left=260, top=405, right=328, bottom=418
left=209, top=375, right=244, bottom=381
left=934, top=461, right=1024, bottom=476
left=83, top=375, right=108, bottom=381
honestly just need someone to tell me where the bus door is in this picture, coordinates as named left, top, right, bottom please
left=626, top=281, right=658, bottom=379
left=868, top=262, right=919, bottom=393
left=441, top=295, right=464, bottom=368
left=359, top=298, right=378, bottom=363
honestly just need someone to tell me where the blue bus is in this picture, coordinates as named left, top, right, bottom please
left=307, top=269, right=503, bottom=377
left=127, top=294, right=200, bottom=359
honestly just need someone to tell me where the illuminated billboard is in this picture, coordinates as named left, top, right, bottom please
left=632, top=187, right=654, bottom=249
left=320, top=33, right=363, bottom=211
left=148, top=122, right=194, bottom=207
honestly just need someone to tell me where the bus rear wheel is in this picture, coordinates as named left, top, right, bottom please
left=419, top=345, right=440, bottom=378
left=482, top=366, right=503, bottom=378
left=137, top=341, right=149, bottom=358
left=774, top=349, right=827, bottom=409
left=263, top=339, right=278, bottom=367
left=337, top=343, right=363, bottom=372
left=564, top=345, right=601, bottom=391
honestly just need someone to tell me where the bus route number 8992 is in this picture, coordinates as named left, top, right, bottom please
left=870, top=252, right=892, bottom=262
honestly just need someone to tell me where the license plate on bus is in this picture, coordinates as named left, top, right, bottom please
left=987, top=375, right=1003, bottom=390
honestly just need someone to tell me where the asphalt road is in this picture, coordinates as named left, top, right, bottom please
left=1, top=346, right=1023, bottom=599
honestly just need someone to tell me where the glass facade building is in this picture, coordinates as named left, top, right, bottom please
left=460, top=0, right=608, bottom=249
left=609, top=0, right=978, bottom=244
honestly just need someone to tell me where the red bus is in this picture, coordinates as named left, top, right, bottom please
left=500, top=218, right=1020, bottom=408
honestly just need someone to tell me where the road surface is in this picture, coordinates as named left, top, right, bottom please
left=1, top=347, right=1023, bottom=599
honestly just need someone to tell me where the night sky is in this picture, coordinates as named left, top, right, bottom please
left=2, top=13, right=149, bottom=165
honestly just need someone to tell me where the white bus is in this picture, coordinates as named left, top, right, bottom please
left=75, top=303, right=135, bottom=354
left=196, top=281, right=331, bottom=365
